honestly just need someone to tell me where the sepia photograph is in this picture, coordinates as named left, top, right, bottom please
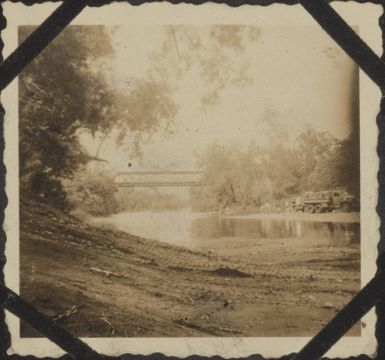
left=2, top=2, right=381, bottom=358
left=18, top=22, right=362, bottom=338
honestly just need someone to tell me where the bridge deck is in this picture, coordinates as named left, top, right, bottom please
left=113, top=171, right=206, bottom=188
left=116, top=181, right=205, bottom=187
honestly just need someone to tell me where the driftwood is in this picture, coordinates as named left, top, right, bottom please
left=53, top=305, right=79, bottom=321
left=90, top=267, right=123, bottom=278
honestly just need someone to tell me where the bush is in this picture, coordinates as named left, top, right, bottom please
left=117, top=189, right=187, bottom=212
left=63, top=167, right=119, bottom=216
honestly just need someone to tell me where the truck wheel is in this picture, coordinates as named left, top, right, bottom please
left=307, top=204, right=315, bottom=213
left=315, top=205, right=322, bottom=213
left=341, top=202, right=349, bottom=212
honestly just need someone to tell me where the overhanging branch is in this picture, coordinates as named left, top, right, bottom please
left=0, top=0, right=91, bottom=91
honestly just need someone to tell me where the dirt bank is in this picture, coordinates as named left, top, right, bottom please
left=222, top=211, right=360, bottom=223
left=20, top=199, right=361, bottom=337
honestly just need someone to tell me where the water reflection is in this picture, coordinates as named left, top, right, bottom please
left=92, top=211, right=360, bottom=250
left=191, top=217, right=360, bottom=245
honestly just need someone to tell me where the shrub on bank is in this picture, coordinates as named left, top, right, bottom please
left=63, top=167, right=120, bottom=216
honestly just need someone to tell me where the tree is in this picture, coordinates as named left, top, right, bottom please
left=149, top=25, right=259, bottom=109
left=192, top=127, right=359, bottom=212
left=19, top=25, right=177, bottom=204
left=192, top=143, right=270, bottom=211
left=19, top=26, right=115, bottom=203
left=294, top=129, right=336, bottom=187
left=307, top=132, right=359, bottom=196
left=93, top=79, right=177, bottom=159
left=338, top=132, right=360, bottom=197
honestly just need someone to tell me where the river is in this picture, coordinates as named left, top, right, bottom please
left=90, top=209, right=360, bottom=256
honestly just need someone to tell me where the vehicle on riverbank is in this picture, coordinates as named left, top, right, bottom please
left=292, top=190, right=357, bottom=213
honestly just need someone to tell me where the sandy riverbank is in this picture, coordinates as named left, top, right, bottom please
left=20, top=199, right=361, bottom=338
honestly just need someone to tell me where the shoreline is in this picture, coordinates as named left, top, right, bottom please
left=20, top=199, right=361, bottom=337
left=221, top=211, right=360, bottom=223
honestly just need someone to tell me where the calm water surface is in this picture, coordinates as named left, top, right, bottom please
left=92, top=210, right=360, bottom=251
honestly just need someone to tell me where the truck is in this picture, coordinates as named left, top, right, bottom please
left=293, top=190, right=357, bottom=213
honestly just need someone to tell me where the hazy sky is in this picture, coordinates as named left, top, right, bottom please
left=81, top=25, right=358, bottom=173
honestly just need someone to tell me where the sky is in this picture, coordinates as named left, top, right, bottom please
left=80, top=25, right=358, bottom=174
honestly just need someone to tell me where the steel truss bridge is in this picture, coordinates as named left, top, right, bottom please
left=113, top=171, right=205, bottom=188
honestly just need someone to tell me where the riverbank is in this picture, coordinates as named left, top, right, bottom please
left=20, top=199, right=361, bottom=337
left=222, top=211, right=360, bottom=223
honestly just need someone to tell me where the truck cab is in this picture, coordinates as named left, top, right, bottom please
left=329, top=190, right=355, bottom=211
left=294, top=189, right=356, bottom=213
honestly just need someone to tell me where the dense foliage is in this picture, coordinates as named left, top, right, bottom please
left=63, top=167, right=120, bottom=216
left=117, top=189, right=187, bottom=212
left=19, top=26, right=112, bottom=205
left=62, top=166, right=189, bottom=218
left=191, top=129, right=360, bottom=212
left=19, top=26, right=176, bottom=206
left=64, top=167, right=186, bottom=216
